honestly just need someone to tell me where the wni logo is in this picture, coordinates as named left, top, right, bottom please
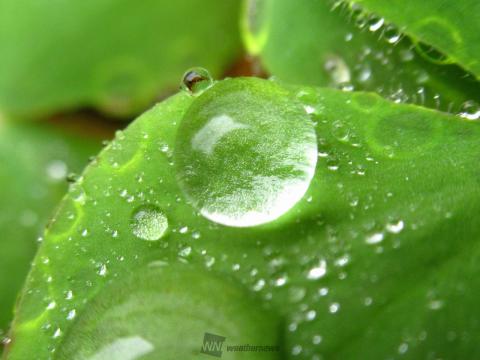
left=200, top=333, right=226, bottom=357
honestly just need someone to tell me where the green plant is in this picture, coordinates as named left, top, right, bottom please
left=2, top=0, right=480, bottom=359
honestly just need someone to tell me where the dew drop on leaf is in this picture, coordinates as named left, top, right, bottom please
left=383, top=24, right=402, bottom=44
left=458, top=100, right=480, bottom=120
left=180, top=67, right=213, bottom=96
left=175, top=78, right=317, bottom=227
left=130, top=205, right=168, bottom=241
left=414, top=41, right=450, bottom=64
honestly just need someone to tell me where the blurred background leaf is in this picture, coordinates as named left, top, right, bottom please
left=352, top=0, right=480, bottom=78
left=0, top=0, right=242, bottom=119
left=242, top=0, right=480, bottom=114
left=0, top=117, right=105, bottom=343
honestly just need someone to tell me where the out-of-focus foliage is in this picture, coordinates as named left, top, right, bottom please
left=242, top=0, right=480, bottom=114
left=352, top=0, right=480, bottom=77
left=0, top=0, right=242, bottom=119
left=0, top=119, right=102, bottom=339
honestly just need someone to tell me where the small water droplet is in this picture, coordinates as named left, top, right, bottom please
left=306, top=310, right=317, bottom=321
left=398, top=342, right=409, bottom=354
left=52, top=328, right=62, bottom=339
left=366, top=232, right=384, bottom=245
left=274, top=275, right=287, bottom=287
left=131, top=205, right=168, bottom=241
left=98, top=264, right=107, bottom=277
left=383, top=24, right=402, bottom=44
left=289, top=286, right=306, bottom=303
left=180, top=67, right=213, bottom=96
left=312, top=335, right=322, bottom=345
left=291, top=345, right=302, bottom=356
left=307, top=259, right=327, bottom=280
left=415, top=42, right=449, bottom=64
left=367, top=15, right=384, bottom=32
left=459, top=100, right=480, bottom=120
left=46, top=301, right=56, bottom=310
left=178, top=246, right=192, bottom=257
left=324, top=55, right=351, bottom=86
left=428, top=299, right=444, bottom=310
left=66, top=309, right=76, bottom=320
left=329, top=302, right=340, bottom=313
left=253, top=279, right=266, bottom=291
left=386, top=219, right=404, bottom=234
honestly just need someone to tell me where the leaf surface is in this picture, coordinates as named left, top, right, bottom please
left=5, top=78, right=480, bottom=359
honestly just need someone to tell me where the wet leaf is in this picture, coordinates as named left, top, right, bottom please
left=242, top=0, right=480, bottom=114
left=5, top=78, right=480, bottom=359
left=0, top=0, right=242, bottom=118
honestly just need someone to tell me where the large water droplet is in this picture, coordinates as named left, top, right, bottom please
left=175, top=78, right=317, bottom=227
left=180, top=67, right=213, bottom=96
left=130, top=205, right=168, bottom=241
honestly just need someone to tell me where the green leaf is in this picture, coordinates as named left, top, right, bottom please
left=351, top=0, right=480, bottom=79
left=0, top=120, right=101, bottom=340
left=243, top=0, right=480, bottom=114
left=5, top=77, right=480, bottom=359
left=0, top=0, right=242, bottom=118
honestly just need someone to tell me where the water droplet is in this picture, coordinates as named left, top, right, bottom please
left=306, top=310, right=317, bottom=321
left=175, top=78, right=317, bottom=227
left=386, top=219, right=404, bottom=234
left=274, top=276, right=287, bottom=287
left=312, top=335, right=322, bottom=345
left=367, top=15, right=384, bottom=32
left=331, top=120, right=350, bottom=142
left=289, top=286, right=306, bottom=303
left=98, top=264, right=108, bottom=277
left=46, top=301, right=56, bottom=310
left=178, top=246, right=192, bottom=257
left=291, top=345, right=302, bottom=356
left=180, top=67, right=213, bottom=96
left=324, top=55, right=351, bottom=86
left=307, top=259, right=327, bottom=280
left=329, top=302, right=340, bottom=313
left=130, top=205, right=168, bottom=241
left=366, top=232, right=384, bottom=245
left=66, top=309, right=76, bottom=320
left=383, top=24, right=402, bottom=44
left=253, top=279, right=266, bottom=291
left=398, top=342, right=409, bottom=354
left=53, top=328, right=62, bottom=339
left=415, top=42, right=450, bottom=64
left=459, top=100, right=480, bottom=120
left=428, top=299, right=444, bottom=310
